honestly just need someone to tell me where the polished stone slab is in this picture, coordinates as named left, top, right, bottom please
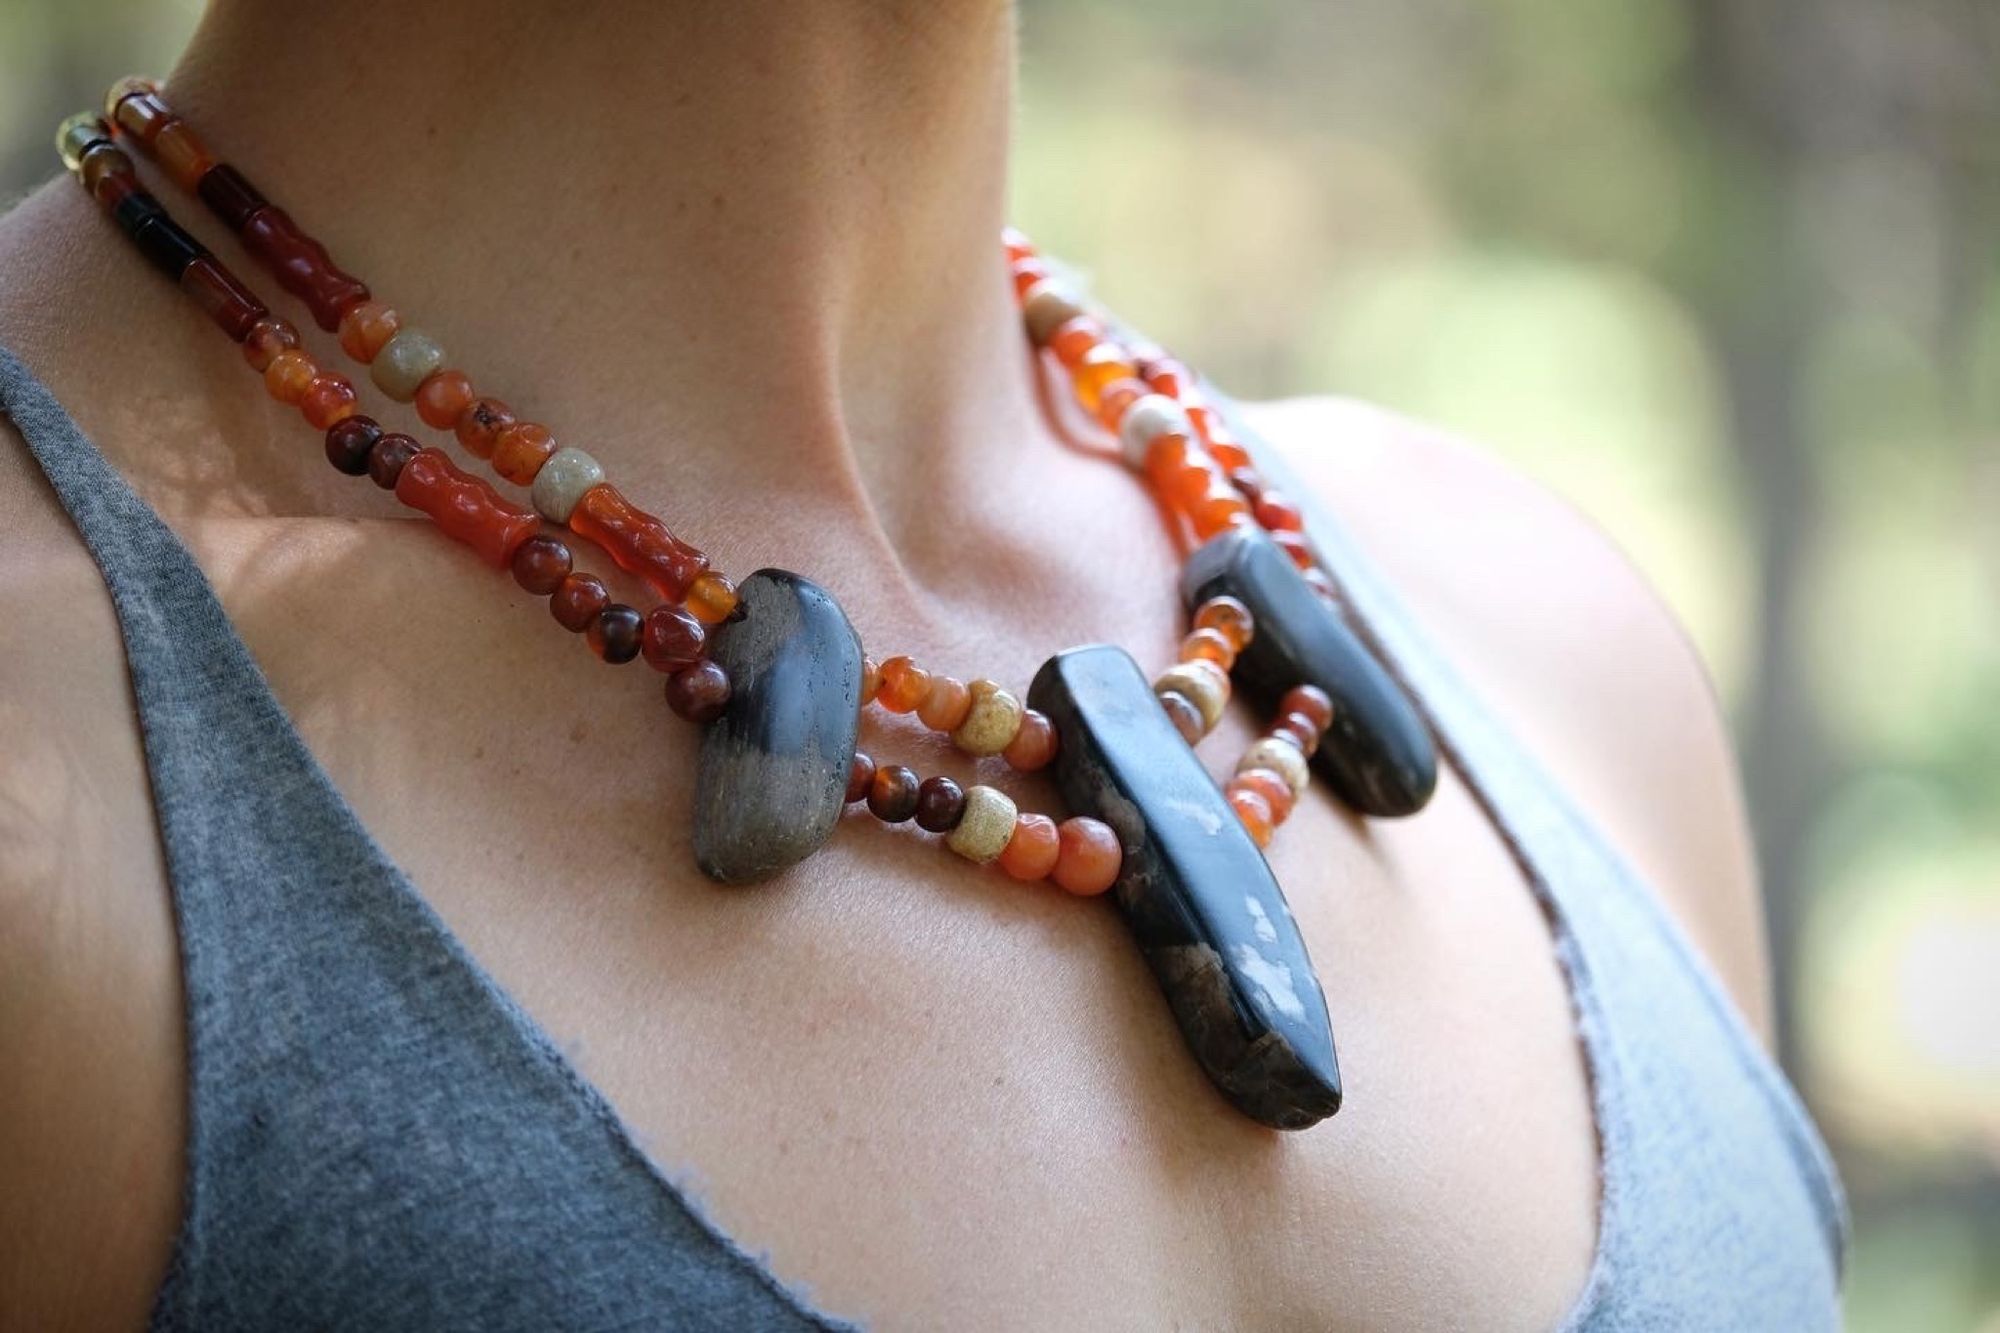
left=1029, top=644, right=1341, bottom=1129
left=1183, top=526, right=1437, bottom=817
left=693, top=569, right=863, bottom=884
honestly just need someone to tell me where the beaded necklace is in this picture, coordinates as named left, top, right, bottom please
left=55, top=80, right=1436, bottom=1129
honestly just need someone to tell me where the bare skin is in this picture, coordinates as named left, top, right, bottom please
left=0, top=2, right=1772, bottom=1328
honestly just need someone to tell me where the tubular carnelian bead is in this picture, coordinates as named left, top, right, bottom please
left=238, top=205, right=370, bottom=331
left=178, top=257, right=266, bottom=341
left=393, top=447, right=541, bottom=567
left=151, top=119, right=215, bottom=191
left=415, top=371, right=476, bottom=431
left=566, top=484, right=709, bottom=602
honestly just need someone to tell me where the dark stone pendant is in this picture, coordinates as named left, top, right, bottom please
left=1029, top=645, right=1342, bottom=1129
left=1183, top=526, right=1437, bottom=817
left=692, top=569, right=863, bottom=884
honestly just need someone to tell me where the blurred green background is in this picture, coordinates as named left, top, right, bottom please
left=4, top=1, right=1995, bottom=1327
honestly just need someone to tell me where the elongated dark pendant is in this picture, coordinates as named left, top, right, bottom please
left=1029, top=645, right=1341, bottom=1129
left=693, top=569, right=863, bottom=884
left=1183, top=526, right=1437, bottom=817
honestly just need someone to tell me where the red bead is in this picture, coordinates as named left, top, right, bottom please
left=178, top=257, right=266, bottom=341
left=392, top=447, right=541, bottom=567
left=238, top=204, right=369, bottom=332
left=845, top=752, right=876, bottom=804
left=1010, top=259, right=1049, bottom=298
left=1233, top=769, right=1297, bottom=826
left=415, top=370, right=476, bottom=430
left=875, top=656, right=930, bottom=714
left=510, top=532, right=574, bottom=595
left=567, top=484, right=709, bottom=602
left=1002, top=710, right=1058, bottom=772
left=491, top=421, right=558, bottom=485
left=1094, top=377, right=1149, bottom=430
left=323, top=415, right=381, bottom=476
left=640, top=604, right=707, bottom=673
left=241, top=316, right=300, bottom=373
left=1052, top=817, right=1121, bottom=896
left=1048, top=316, right=1104, bottom=368
left=1270, top=711, right=1320, bottom=755
left=586, top=604, right=644, bottom=664
left=1279, top=684, right=1334, bottom=734
left=998, top=813, right=1062, bottom=881
left=550, top=573, right=609, bottom=632
left=455, top=397, right=516, bottom=460
left=1271, top=528, right=1316, bottom=570
left=913, top=776, right=967, bottom=833
left=1253, top=490, right=1304, bottom=532
left=665, top=660, right=732, bottom=723
left=1227, top=467, right=1265, bottom=505
left=367, top=432, right=419, bottom=490
left=337, top=300, right=401, bottom=362
left=299, top=373, right=359, bottom=429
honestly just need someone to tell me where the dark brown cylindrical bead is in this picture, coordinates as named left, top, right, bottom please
left=640, top=605, right=706, bottom=673
left=913, top=775, right=967, bottom=833
left=324, top=415, right=381, bottom=476
left=510, top=532, right=573, bottom=595
left=586, top=604, right=644, bottom=664
left=132, top=214, right=204, bottom=278
left=367, top=432, right=420, bottom=490
left=238, top=204, right=369, bottom=331
left=845, top=751, right=876, bottom=804
left=196, top=163, right=267, bottom=230
left=178, top=257, right=268, bottom=341
left=665, top=660, right=731, bottom=724
left=867, top=764, right=920, bottom=824
left=549, top=573, right=609, bottom=632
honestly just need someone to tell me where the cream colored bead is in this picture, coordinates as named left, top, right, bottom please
left=946, top=785, right=1017, bottom=864
left=951, top=679, right=1024, bottom=756
left=1153, top=661, right=1230, bottom=733
left=1021, top=279, right=1086, bottom=346
left=1239, top=737, right=1310, bottom=796
left=1117, top=394, right=1192, bottom=470
left=370, top=329, right=446, bottom=402
left=531, top=447, right=607, bottom=524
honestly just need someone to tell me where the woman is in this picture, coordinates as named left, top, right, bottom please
left=0, top=1, right=1845, bottom=1327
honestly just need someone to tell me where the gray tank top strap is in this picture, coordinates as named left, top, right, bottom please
left=2, top=342, right=848, bottom=1330
left=1239, top=407, right=1849, bottom=1328
left=3, top=335, right=1845, bottom=1328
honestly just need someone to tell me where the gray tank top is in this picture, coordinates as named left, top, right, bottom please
left=1, top=342, right=1846, bottom=1330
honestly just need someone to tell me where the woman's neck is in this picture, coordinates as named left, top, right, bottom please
left=161, top=0, right=1040, bottom=518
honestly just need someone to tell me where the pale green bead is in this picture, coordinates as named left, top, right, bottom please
left=370, top=329, right=446, bottom=402
left=56, top=113, right=109, bottom=173
left=531, top=447, right=606, bottom=524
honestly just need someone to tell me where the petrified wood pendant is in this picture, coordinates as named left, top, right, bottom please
left=693, top=569, right=863, bottom=884
left=1030, top=644, right=1342, bottom=1129
left=1183, top=526, right=1438, bottom=818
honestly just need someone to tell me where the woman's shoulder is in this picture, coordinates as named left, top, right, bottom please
left=1245, top=392, right=1774, bottom=1041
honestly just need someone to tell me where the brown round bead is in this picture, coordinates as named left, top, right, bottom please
left=510, top=532, right=574, bottom=595
left=586, top=604, right=644, bottom=663
left=366, top=432, right=420, bottom=490
left=455, top=397, right=516, bottom=460
left=1157, top=690, right=1205, bottom=747
left=1270, top=710, right=1320, bottom=755
left=665, top=659, right=731, bottom=723
left=1279, top=684, right=1335, bottom=734
left=1002, top=709, right=1058, bottom=772
left=913, top=775, right=967, bottom=833
left=867, top=764, right=920, bottom=823
left=845, top=751, right=876, bottom=804
left=324, top=415, right=381, bottom=476
left=640, top=604, right=707, bottom=673
left=550, top=573, right=610, bottom=632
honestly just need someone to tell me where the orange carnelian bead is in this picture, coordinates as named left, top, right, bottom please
left=393, top=448, right=541, bottom=567
left=917, top=675, right=972, bottom=732
left=1002, top=709, right=1058, bottom=772
left=241, top=316, right=300, bottom=373
left=1193, top=595, right=1255, bottom=651
left=685, top=571, right=740, bottom=625
left=1254, top=490, right=1304, bottom=532
left=1010, top=259, right=1048, bottom=299
left=1179, top=627, right=1237, bottom=670
left=299, top=373, right=359, bottom=429
left=1002, top=229, right=1035, bottom=262
left=1209, top=438, right=1252, bottom=472
left=859, top=656, right=881, bottom=706
left=1144, top=358, right=1189, bottom=400
left=455, top=397, right=515, bottom=459
left=1228, top=788, right=1276, bottom=848
left=1052, top=817, right=1121, bottom=896
left=264, top=349, right=317, bottom=404
left=567, top=484, right=710, bottom=602
left=336, top=300, right=401, bottom=363
left=491, top=421, right=558, bottom=485
left=1072, top=345, right=1136, bottom=415
left=1271, top=527, right=1316, bottom=570
left=1233, top=768, right=1296, bottom=825
left=414, top=370, right=475, bottom=431
left=998, top=813, right=1061, bottom=881
left=1095, top=377, right=1150, bottom=430
left=1280, top=684, right=1335, bottom=733
left=875, top=656, right=930, bottom=714
left=1048, top=316, right=1104, bottom=369
left=1189, top=489, right=1252, bottom=541
left=1271, top=711, right=1320, bottom=754
left=151, top=118, right=215, bottom=191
